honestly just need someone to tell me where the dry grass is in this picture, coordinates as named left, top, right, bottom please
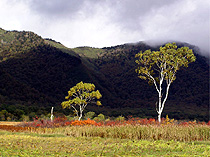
left=1, top=123, right=209, bottom=142
left=0, top=121, right=23, bottom=126
left=54, top=125, right=210, bottom=142
left=0, top=122, right=209, bottom=156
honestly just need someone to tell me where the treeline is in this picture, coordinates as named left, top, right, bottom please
left=0, top=103, right=75, bottom=121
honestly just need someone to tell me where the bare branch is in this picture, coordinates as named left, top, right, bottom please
left=146, top=72, right=160, bottom=93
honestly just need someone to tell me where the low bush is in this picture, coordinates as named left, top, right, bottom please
left=20, top=115, right=210, bottom=128
left=93, top=113, right=105, bottom=121
left=84, top=111, right=95, bottom=120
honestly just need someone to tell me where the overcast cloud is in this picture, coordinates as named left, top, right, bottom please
left=0, top=0, right=209, bottom=55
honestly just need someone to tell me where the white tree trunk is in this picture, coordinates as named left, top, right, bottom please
left=157, top=83, right=171, bottom=123
left=50, top=107, right=54, bottom=122
left=157, top=74, right=163, bottom=123
left=78, top=105, right=83, bottom=121
left=158, top=113, right=161, bottom=123
left=158, top=91, right=162, bottom=123
left=78, top=111, right=83, bottom=121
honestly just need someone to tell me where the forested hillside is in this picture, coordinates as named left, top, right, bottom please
left=0, top=28, right=209, bottom=121
left=0, top=28, right=96, bottom=119
left=92, top=43, right=209, bottom=120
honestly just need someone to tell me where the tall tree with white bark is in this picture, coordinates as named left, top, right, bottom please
left=135, top=43, right=196, bottom=123
left=61, top=81, right=102, bottom=121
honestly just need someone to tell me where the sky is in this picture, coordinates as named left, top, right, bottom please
left=0, top=0, right=209, bottom=55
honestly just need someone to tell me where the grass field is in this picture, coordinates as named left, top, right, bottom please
left=0, top=130, right=210, bottom=156
left=0, top=122, right=210, bottom=156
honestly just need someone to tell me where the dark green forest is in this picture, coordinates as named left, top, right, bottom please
left=0, top=28, right=209, bottom=121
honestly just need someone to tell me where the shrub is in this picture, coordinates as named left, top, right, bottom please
left=65, top=115, right=76, bottom=121
left=71, top=118, right=97, bottom=126
left=84, top=111, right=95, bottom=120
left=161, top=115, right=175, bottom=125
left=94, top=114, right=105, bottom=121
left=21, top=115, right=30, bottom=122
left=115, top=115, right=125, bottom=122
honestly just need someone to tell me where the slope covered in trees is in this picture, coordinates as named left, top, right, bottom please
left=91, top=42, right=209, bottom=107
left=79, top=42, right=209, bottom=120
left=0, top=28, right=209, bottom=121
left=0, top=29, right=94, bottom=107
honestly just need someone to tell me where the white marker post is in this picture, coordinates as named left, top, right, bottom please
left=51, top=107, right=54, bottom=122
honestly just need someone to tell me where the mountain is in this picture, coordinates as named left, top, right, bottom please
left=0, top=29, right=96, bottom=116
left=0, top=28, right=209, bottom=121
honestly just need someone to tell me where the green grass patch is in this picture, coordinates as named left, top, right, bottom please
left=72, top=46, right=105, bottom=59
left=0, top=130, right=209, bottom=156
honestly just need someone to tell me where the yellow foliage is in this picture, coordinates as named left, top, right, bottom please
left=162, top=115, right=175, bottom=125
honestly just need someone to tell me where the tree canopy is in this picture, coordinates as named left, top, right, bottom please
left=61, top=81, right=102, bottom=120
left=135, top=42, right=196, bottom=122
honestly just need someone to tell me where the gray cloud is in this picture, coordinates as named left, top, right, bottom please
left=0, top=0, right=209, bottom=56
left=28, top=0, right=105, bottom=19
left=108, top=0, right=177, bottom=30
left=29, top=0, right=83, bottom=16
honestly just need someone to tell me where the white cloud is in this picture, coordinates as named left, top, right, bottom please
left=0, top=0, right=209, bottom=55
left=0, top=1, right=42, bottom=33
left=139, top=0, right=210, bottom=53
left=0, top=1, right=27, bottom=30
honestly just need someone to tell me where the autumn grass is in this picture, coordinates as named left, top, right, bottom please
left=0, top=121, right=23, bottom=125
left=15, top=124, right=209, bottom=142
left=0, top=130, right=210, bottom=156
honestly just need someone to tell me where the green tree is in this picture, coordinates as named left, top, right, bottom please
left=84, top=111, right=96, bottom=119
left=14, top=109, right=25, bottom=120
left=93, top=113, right=105, bottom=121
left=135, top=43, right=196, bottom=122
left=0, top=110, right=8, bottom=121
left=61, top=81, right=102, bottom=120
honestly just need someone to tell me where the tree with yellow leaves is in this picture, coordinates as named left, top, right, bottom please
left=61, top=81, right=102, bottom=120
left=135, top=43, right=196, bottom=123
